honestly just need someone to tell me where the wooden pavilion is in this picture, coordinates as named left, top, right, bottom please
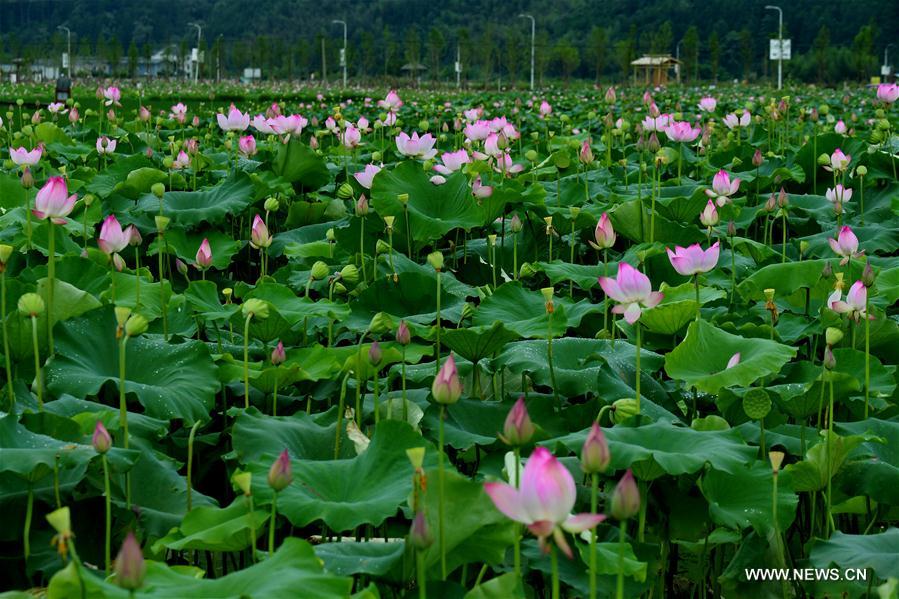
left=630, top=55, right=681, bottom=86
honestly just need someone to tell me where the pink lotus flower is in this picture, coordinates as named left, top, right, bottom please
left=485, top=446, right=606, bottom=557
left=539, top=101, right=552, bottom=118
left=170, top=103, right=188, bottom=123
left=10, top=146, right=42, bottom=166
left=494, top=153, right=523, bottom=175
left=96, top=136, right=116, bottom=155
left=589, top=212, right=616, bottom=250
left=579, top=139, right=594, bottom=165
left=33, top=176, right=76, bottom=224
left=463, top=120, right=491, bottom=142
left=824, top=148, right=851, bottom=173
left=726, top=353, right=741, bottom=369
left=250, top=215, right=272, bottom=249
left=876, top=83, right=899, bottom=104
left=138, top=106, right=150, bottom=122
left=667, top=242, right=720, bottom=276
left=238, top=135, right=257, bottom=157
left=48, top=102, right=66, bottom=115
left=499, top=396, right=535, bottom=446
left=196, top=238, right=213, bottom=269
left=830, top=280, right=872, bottom=322
left=271, top=340, right=286, bottom=365
left=252, top=114, right=275, bottom=134
left=395, top=131, right=437, bottom=160
left=216, top=104, right=250, bottom=132
left=103, top=86, right=121, bottom=106
left=433, top=150, right=470, bottom=176
left=834, top=120, right=847, bottom=135
left=92, top=421, right=112, bottom=454
left=604, top=87, right=617, bottom=103
left=471, top=175, right=493, bottom=199
left=342, top=124, right=362, bottom=148
left=463, top=108, right=483, bottom=122
left=378, top=90, right=403, bottom=112
left=705, top=170, right=741, bottom=206
left=581, top=422, right=610, bottom=474
left=598, top=262, right=664, bottom=324
left=698, top=97, right=717, bottom=112
left=98, top=215, right=130, bottom=255
left=640, top=114, right=670, bottom=132
left=825, top=185, right=852, bottom=205
left=268, top=114, right=308, bottom=139
left=354, top=164, right=382, bottom=189
left=664, top=120, right=701, bottom=143
left=172, top=150, right=191, bottom=170
left=68, top=108, right=79, bottom=124
left=267, top=449, right=293, bottom=491
left=699, top=200, right=719, bottom=228
left=723, top=110, right=751, bottom=129
left=432, top=353, right=462, bottom=404
left=484, top=132, right=503, bottom=157
left=828, top=226, right=863, bottom=265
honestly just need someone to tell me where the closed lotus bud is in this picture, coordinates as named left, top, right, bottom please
left=752, top=149, right=764, bottom=167
left=232, top=471, right=252, bottom=496
left=821, top=261, right=833, bottom=278
left=125, top=314, right=148, bottom=337
left=355, top=194, right=369, bottom=216
left=114, top=532, right=146, bottom=590
left=510, top=213, right=523, bottom=233
left=581, top=422, right=611, bottom=473
left=242, top=298, right=270, bottom=319
left=311, top=261, right=329, bottom=280
left=427, top=251, right=444, bottom=271
left=339, top=264, right=359, bottom=286
left=611, top=469, right=640, bottom=520
left=825, top=327, right=844, bottom=347
left=525, top=149, right=538, bottom=162
left=727, top=220, right=736, bottom=237
left=647, top=132, right=661, bottom=153
left=862, top=262, right=875, bottom=287
left=92, top=421, right=112, bottom=453
left=176, top=258, right=189, bottom=276
left=823, top=346, right=837, bottom=370
left=267, top=449, right=293, bottom=492
left=611, top=397, right=639, bottom=424
left=21, top=167, right=34, bottom=189
left=0, top=244, right=12, bottom=269
left=326, top=228, right=336, bottom=242
left=499, top=396, right=535, bottom=446
left=368, top=340, right=383, bottom=366
left=799, top=240, right=809, bottom=256
left=432, top=353, right=462, bottom=405
left=337, top=182, right=354, bottom=200
left=777, top=187, right=788, bottom=208
left=409, top=510, right=434, bottom=550
left=127, top=226, right=142, bottom=247
left=264, top=197, right=280, bottom=212
left=396, top=320, right=411, bottom=345
left=18, top=292, right=44, bottom=316
left=271, top=340, right=286, bottom=365
left=151, top=183, right=166, bottom=199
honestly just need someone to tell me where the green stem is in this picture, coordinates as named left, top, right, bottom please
left=334, top=373, right=349, bottom=459
left=513, top=445, right=522, bottom=580
left=31, top=315, right=43, bottom=410
left=2, top=270, right=13, bottom=410
left=23, top=486, right=33, bottom=559
left=694, top=274, right=701, bottom=320
left=247, top=494, right=257, bottom=562
left=119, top=335, right=131, bottom=508
left=243, top=313, right=253, bottom=409
left=589, top=472, right=599, bottom=599
left=438, top=405, right=447, bottom=580
left=781, top=212, right=787, bottom=263
left=373, top=369, right=380, bottom=424
left=729, top=232, right=737, bottom=309
left=186, top=420, right=201, bottom=512
left=547, top=311, right=559, bottom=413
left=359, top=216, right=367, bottom=283
left=417, top=550, right=427, bottom=599
left=635, top=322, right=642, bottom=414
left=134, top=249, right=141, bottom=310
left=551, top=542, right=560, bottom=599
left=102, top=454, right=111, bottom=573
left=401, top=347, right=408, bottom=421
left=864, top=290, right=870, bottom=419
left=435, top=271, right=442, bottom=375
left=47, top=220, right=55, bottom=355
left=616, top=520, right=626, bottom=599
left=268, top=493, right=278, bottom=555
left=273, top=378, right=278, bottom=417
left=513, top=234, right=518, bottom=281
left=825, top=377, right=835, bottom=537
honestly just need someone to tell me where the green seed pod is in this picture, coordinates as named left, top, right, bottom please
left=611, top=397, right=639, bottom=424
left=427, top=251, right=444, bottom=271
left=18, top=292, right=45, bottom=316
left=264, top=197, right=280, bottom=212
left=337, top=182, right=354, bottom=200
left=742, top=388, right=771, bottom=421
left=525, top=149, right=538, bottom=162
left=242, top=298, right=270, bottom=319
left=151, top=183, right=166, bottom=199
left=339, top=264, right=359, bottom=286
left=310, top=261, right=329, bottom=281
left=124, top=314, right=149, bottom=337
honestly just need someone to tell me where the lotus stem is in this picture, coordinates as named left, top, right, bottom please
left=102, top=453, right=111, bottom=572
left=825, top=377, right=835, bottom=537
left=187, top=420, right=201, bottom=512
left=401, top=346, right=408, bottom=421
left=273, top=378, right=278, bottom=417
left=47, top=220, right=55, bottom=355
left=134, top=248, right=141, bottom=310
left=417, top=549, right=427, bottom=599
left=514, top=445, right=522, bottom=582
left=334, top=373, right=349, bottom=459
left=23, top=486, right=33, bottom=559
left=2, top=269, right=13, bottom=410
left=616, top=519, right=626, bottom=599
left=359, top=216, right=367, bottom=283
left=438, top=404, right=447, bottom=580
left=243, top=313, right=253, bottom=409
left=435, top=270, right=442, bottom=375
left=268, top=492, right=278, bottom=555
left=513, top=233, right=518, bottom=281
left=635, top=322, right=642, bottom=414
left=589, top=471, right=599, bottom=599
left=547, top=311, right=560, bottom=413
left=247, top=493, right=257, bottom=562
left=31, top=314, right=42, bottom=410
left=119, top=334, right=132, bottom=508
left=551, top=542, right=560, bottom=599
left=373, top=367, right=380, bottom=424
left=864, top=287, right=871, bottom=419
left=694, top=274, right=701, bottom=320
left=158, top=231, right=169, bottom=341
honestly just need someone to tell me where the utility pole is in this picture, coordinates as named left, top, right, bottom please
left=331, top=20, right=347, bottom=87
left=321, top=37, right=327, bottom=85
left=518, top=14, right=535, bottom=90
left=675, top=39, right=683, bottom=83
left=188, top=22, right=202, bottom=83
left=57, top=26, right=71, bottom=77
left=456, top=44, right=461, bottom=88
left=765, top=5, right=783, bottom=90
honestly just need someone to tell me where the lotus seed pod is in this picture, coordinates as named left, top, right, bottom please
left=222, top=288, right=233, bottom=300
left=397, top=193, right=409, bottom=205
left=825, top=327, right=844, bottom=347
left=326, top=228, right=336, bottom=242
left=0, top=244, right=13, bottom=265
left=487, top=234, right=497, bottom=247
left=124, top=314, right=148, bottom=337
left=231, top=471, right=252, bottom=496
left=856, top=165, right=867, bottom=176
left=384, top=215, right=395, bottom=229
left=337, top=182, right=354, bottom=200
left=371, top=151, right=382, bottom=162
left=406, top=447, right=426, bottom=469
left=339, top=264, right=359, bottom=286
left=115, top=306, right=132, bottom=328
left=311, top=261, right=329, bottom=281
left=333, top=282, right=347, bottom=295
left=742, top=388, right=772, bottom=420
left=519, top=262, right=538, bottom=278
left=242, top=298, right=270, bottom=319
left=525, top=149, right=538, bottom=162
left=264, top=197, right=280, bottom=212
left=368, top=312, right=394, bottom=335
left=769, top=451, right=785, bottom=473
left=427, top=251, right=444, bottom=271
left=611, top=397, right=639, bottom=424
left=155, top=215, right=170, bottom=232
left=817, top=153, right=830, bottom=166
left=18, top=292, right=44, bottom=316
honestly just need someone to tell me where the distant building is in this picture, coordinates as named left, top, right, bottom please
left=630, top=55, right=680, bottom=86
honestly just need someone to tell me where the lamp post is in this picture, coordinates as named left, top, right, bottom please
left=518, top=13, right=535, bottom=90
left=675, top=39, right=683, bottom=83
left=57, top=26, right=71, bottom=77
left=188, top=22, right=202, bottom=83
left=332, top=20, right=347, bottom=88
left=765, top=5, right=783, bottom=90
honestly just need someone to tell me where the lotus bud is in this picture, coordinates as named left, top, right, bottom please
left=823, top=346, right=836, bottom=370
left=862, top=262, right=875, bottom=287
left=510, top=213, right=523, bottom=233
left=647, top=132, right=661, bottom=153
left=114, top=532, right=146, bottom=590
left=799, top=240, right=809, bottom=256
left=232, top=471, right=252, bottom=496
left=326, top=228, right=336, bottom=242
left=92, top=421, right=112, bottom=453
left=769, top=450, right=785, bottom=474
left=18, top=292, right=44, bottom=316
left=499, top=396, right=535, bottom=446
left=611, top=397, right=639, bottom=424
left=427, top=251, right=444, bottom=271
left=242, top=298, right=270, bottom=320
left=155, top=215, right=170, bottom=232
left=581, top=422, right=611, bottom=474
left=821, top=261, right=833, bottom=279
left=311, top=261, right=329, bottom=280
left=125, top=314, right=148, bottom=337
left=271, top=340, right=286, bottom=365
left=825, top=327, right=843, bottom=347
left=355, top=194, right=369, bottom=217
left=175, top=258, right=188, bottom=276
left=128, top=226, right=143, bottom=247
left=339, top=264, right=359, bottom=286
left=432, top=353, right=462, bottom=405
left=611, top=469, right=640, bottom=520
left=267, top=449, right=293, bottom=492
left=409, top=510, right=434, bottom=550
left=525, top=149, right=538, bottom=162
left=368, top=340, right=383, bottom=366
left=727, top=220, right=736, bottom=237
left=151, top=183, right=166, bottom=199
left=752, top=149, right=764, bottom=167
left=264, top=197, right=280, bottom=212
left=21, top=167, right=34, bottom=189
left=337, top=182, right=354, bottom=200
left=0, top=244, right=12, bottom=270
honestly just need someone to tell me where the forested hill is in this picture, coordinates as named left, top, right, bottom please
left=1, top=0, right=895, bottom=83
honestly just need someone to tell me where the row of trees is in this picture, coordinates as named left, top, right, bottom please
left=3, top=21, right=887, bottom=85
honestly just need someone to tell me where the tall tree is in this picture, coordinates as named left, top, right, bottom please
left=553, top=40, right=580, bottom=85
left=127, top=40, right=138, bottom=78
left=851, top=23, right=876, bottom=81
left=427, top=27, right=445, bottom=80
left=813, top=25, right=830, bottom=84
left=708, top=31, right=720, bottom=81
left=682, top=26, right=699, bottom=81
left=360, top=31, right=375, bottom=80
left=587, top=26, right=608, bottom=82
left=739, top=28, right=753, bottom=80
left=653, top=20, right=673, bottom=55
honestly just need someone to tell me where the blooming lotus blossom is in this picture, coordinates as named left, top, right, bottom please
left=663, top=120, right=701, bottom=143
left=484, top=446, right=606, bottom=557
left=395, top=131, right=437, bottom=160
left=10, top=146, right=42, bottom=166
left=216, top=105, right=250, bottom=132
left=384, top=112, right=397, bottom=126
left=667, top=242, right=720, bottom=276
left=433, top=150, right=470, bottom=176
left=378, top=90, right=403, bottom=112
left=472, top=175, right=493, bottom=199
left=96, top=136, right=117, bottom=155
left=103, top=86, right=121, bottom=106
left=824, top=148, right=851, bottom=173
left=251, top=114, right=275, bottom=135
left=834, top=120, right=847, bottom=135
left=48, top=102, right=66, bottom=115
left=589, top=212, right=616, bottom=250
left=641, top=114, right=671, bottom=132
left=825, top=185, right=852, bottom=206
left=342, top=124, right=362, bottom=148
left=828, top=225, right=863, bottom=265
left=195, top=238, right=213, bottom=269
left=698, top=97, right=717, bottom=112
left=598, top=262, right=664, bottom=324
left=33, top=176, right=76, bottom=224
left=353, top=164, right=382, bottom=189
left=463, top=108, right=483, bottom=122
left=705, top=170, right=741, bottom=205
left=494, top=153, right=523, bottom=175
left=172, top=150, right=191, bottom=170
left=463, top=120, right=491, bottom=142
left=238, top=135, right=257, bottom=157
left=170, top=103, right=188, bottom=123
left=723, top=110, right=751, bottom=129
left=830, top=280, right=873, bottom=322
left=876, top=83, right=899, bottom=104
left=250, top=215, right=272, bottom=249
left=98, top=215, right=130, bottom=256
left=539, top=101, right=552, bottom=118
left=700, top=200, right=719, bottom=228
left=268, top=114, right=308, bottom=139
left=484, top=132, right=504, bottom=157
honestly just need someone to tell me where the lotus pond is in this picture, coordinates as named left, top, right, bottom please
left=0, top=82, right=898, bottom=598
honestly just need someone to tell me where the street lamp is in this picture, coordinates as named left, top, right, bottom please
left=765, top=5, right=783, bottom=90
left=675, top=39, right=683, bottom=83
left=518, top=14, right=535, bottom=91
left=188, top=22, right=202, bottom=83
left=332, top=20, right=347, bottom=88
left=57, top=26, right=72, bottom=77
